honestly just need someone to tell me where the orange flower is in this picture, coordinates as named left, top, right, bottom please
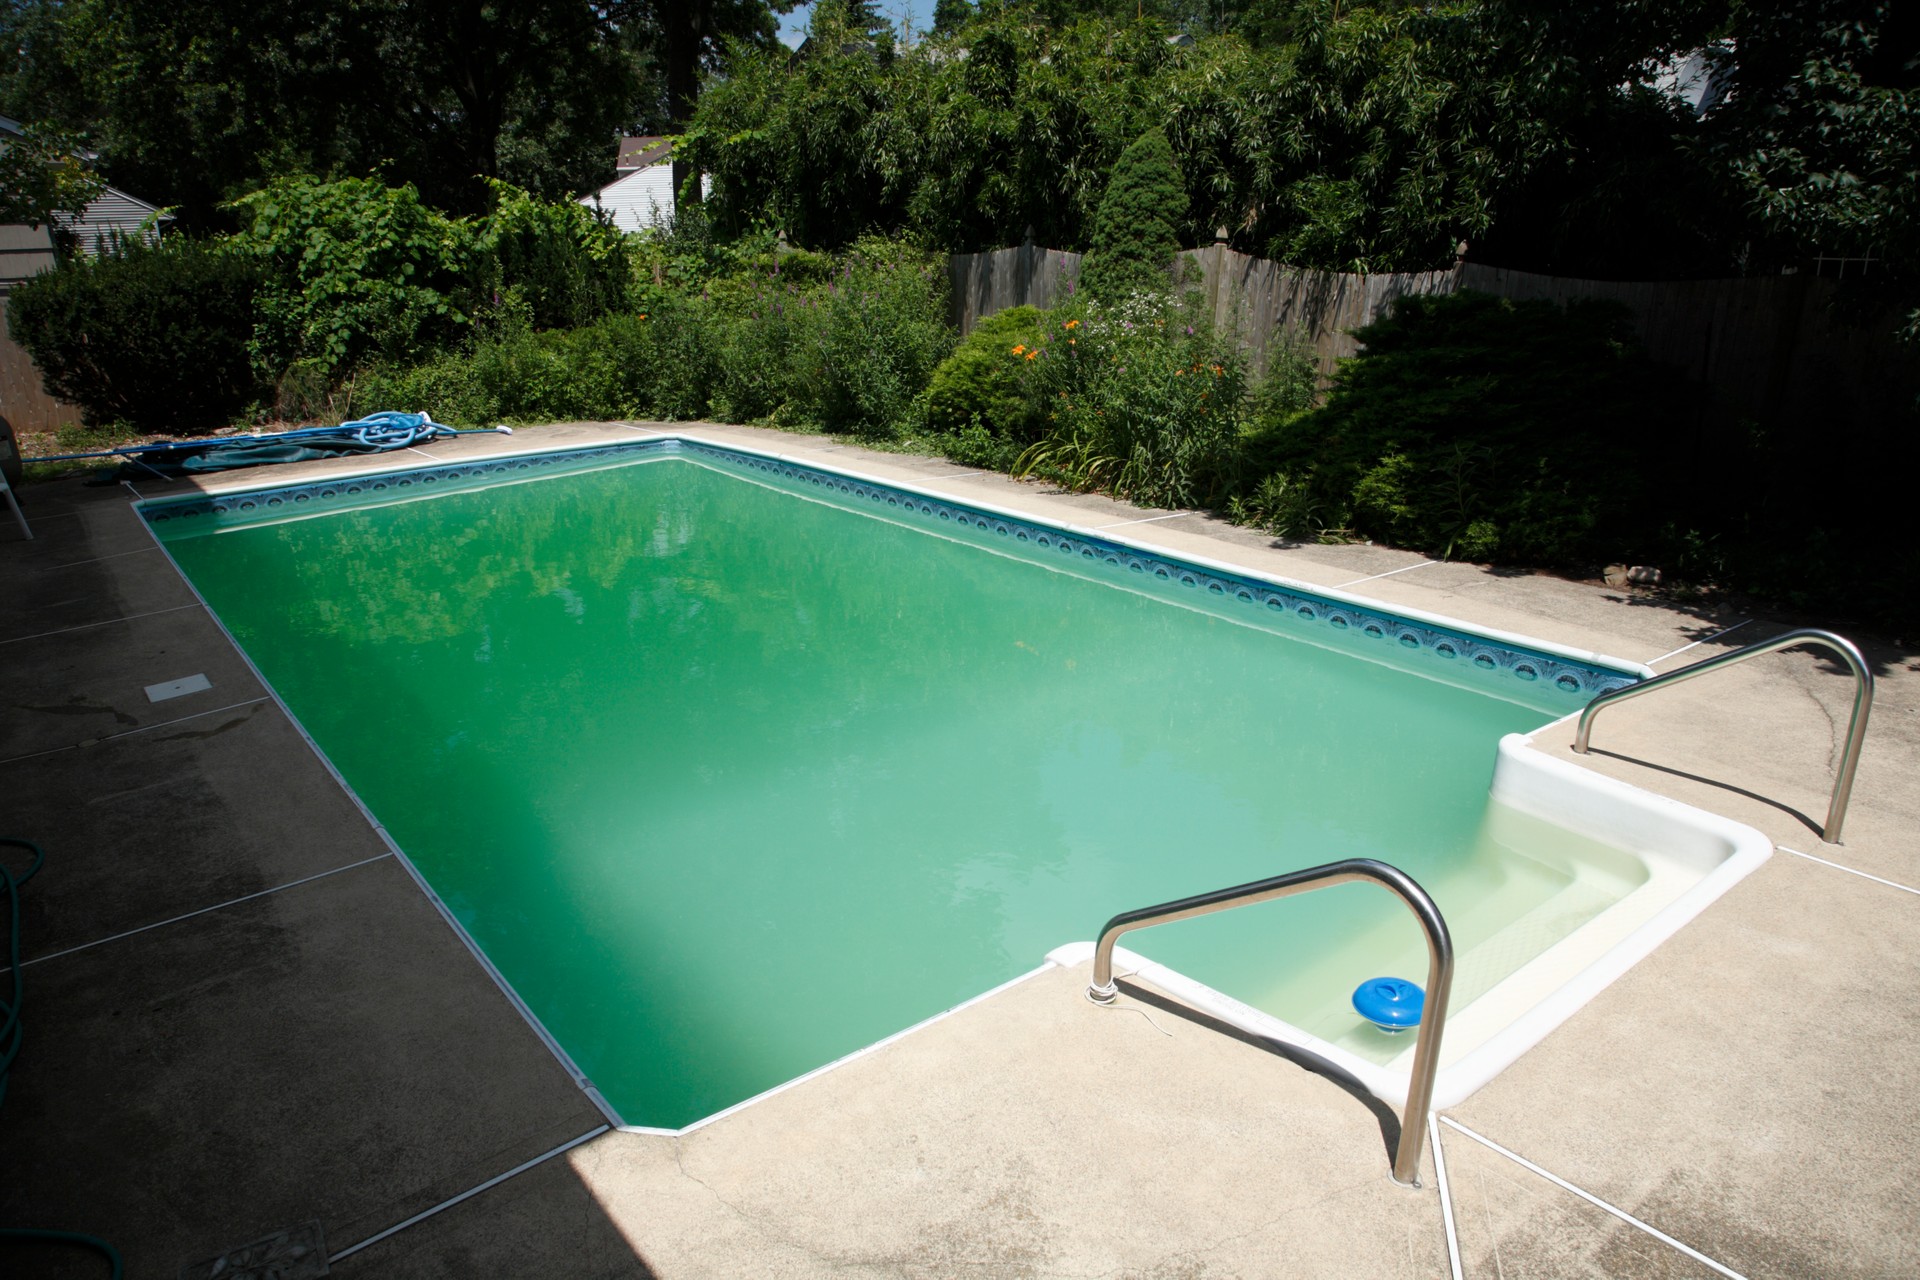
left=1024, top=349, right=1038, bottom=361
left=1011, top=344, right=1027, bottom=356
left=1063, top=319, right=1080, bottom=330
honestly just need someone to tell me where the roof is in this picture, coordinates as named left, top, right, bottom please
left=617, top=135, right=674, bottom=175
left=56, top=186, right=173, bottom=254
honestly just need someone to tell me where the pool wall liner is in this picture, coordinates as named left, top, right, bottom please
left=142, top=435, right=1649, bottom=709
left=130, top=432, right=1772, bottom=1128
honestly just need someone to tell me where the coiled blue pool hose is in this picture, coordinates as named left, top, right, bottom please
left=2, top=836, right=124, bottom=1278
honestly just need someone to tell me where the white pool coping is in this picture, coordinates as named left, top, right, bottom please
left=134, top=429, right=1775, bottom=1126
left=1047, top=734, right=1773, bottom=1110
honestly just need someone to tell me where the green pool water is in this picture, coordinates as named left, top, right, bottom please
left=155, top=449, right=1645, bottom=1128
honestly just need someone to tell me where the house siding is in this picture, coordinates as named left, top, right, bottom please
left=581, top=164, right=678, bottom=234
left=57, top=187, right=166, bottom=254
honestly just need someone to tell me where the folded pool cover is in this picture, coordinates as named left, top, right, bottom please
left=109, top=411, right=456, bottom=479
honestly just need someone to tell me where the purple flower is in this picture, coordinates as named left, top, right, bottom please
left=1186, top=325, right=1194, bottom=335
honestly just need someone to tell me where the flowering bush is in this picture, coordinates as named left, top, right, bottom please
left=1013, top=292, right=1249, bottom=509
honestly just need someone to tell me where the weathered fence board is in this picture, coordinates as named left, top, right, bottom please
left=949, top=243, right=1456, bottom=377
left=948, top=243, right=1085, bottom=333
left=1175, top=245, right=1456, bottom=376
left=1455, top=263, right=1919, bottom=446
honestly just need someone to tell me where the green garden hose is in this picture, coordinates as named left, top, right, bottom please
left=1, top=837, right=124, bottom=1279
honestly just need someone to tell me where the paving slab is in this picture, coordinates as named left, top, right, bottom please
left=3, top=494, right=156, bottom=568
left=7, top=471, right=135, bottom=517
left=561, top=965, right=1450, bottom=1279
left=0, top=856, right=604, bottom=1279
left=1438, top=1127, right=1733, bottom=1279
left=1451, top=851, right=1920, bottom=1279
left=328, top=1151, right=652, bottom=1279
left=2, top=698, right=389, bottom=959
left=0, top=604, right=266, bottom=760
left=0, top=513, right=195, bottom=643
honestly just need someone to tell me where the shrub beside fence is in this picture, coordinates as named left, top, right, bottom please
left=948, top=245, right=1920, bottom=436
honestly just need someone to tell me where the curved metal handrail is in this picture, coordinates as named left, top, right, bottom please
left=1087, top=857, right=1453, bottom=1188
left=1573, top=627, right=1873, bottom=844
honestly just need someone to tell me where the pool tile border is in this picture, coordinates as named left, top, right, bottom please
left=138, top=436, right=1638, bottom=703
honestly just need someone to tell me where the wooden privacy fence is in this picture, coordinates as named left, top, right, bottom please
left=1455, top=263, right=1919, bottom=439
left=1, top=223, right=83, bottom=435
left=949, top=243, right=1457, bottom=377
left=949, top=244, right=1919, bottom=433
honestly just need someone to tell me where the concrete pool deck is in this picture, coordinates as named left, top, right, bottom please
left=1, top=419, right=1913, bottom=1278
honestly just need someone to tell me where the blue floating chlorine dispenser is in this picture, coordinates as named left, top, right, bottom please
left=1352, top=977, right=1425, bottom=1033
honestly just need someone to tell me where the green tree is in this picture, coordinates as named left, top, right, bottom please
left=1081, top=129, right=1189, bottom=298
left=227, top=176, right=480, bottom=375
left=932, top=0, right=976, bottom=35
left=0, top=0, right=668, bottom=218
left=1704, top=0, right=1917, bottom=332
left=647, top=0, right=795, bottom=206
left=0, top=121, right=105, bottom=226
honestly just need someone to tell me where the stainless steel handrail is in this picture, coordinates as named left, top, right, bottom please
left=1087, top=858, right=1453, bottom=1188
left=1573, top=627, right=1874, bottom=844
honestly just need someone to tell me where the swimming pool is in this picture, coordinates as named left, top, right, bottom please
left=142, top=436, right=1770, bottom=1128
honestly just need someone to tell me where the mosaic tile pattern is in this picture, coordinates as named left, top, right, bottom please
left=140, top=436, right=1639, bottom=702
left=704, top=445, right=1637, bottom=702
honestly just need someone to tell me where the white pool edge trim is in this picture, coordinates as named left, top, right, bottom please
left=1047, top=737, right=1773, bottom=1112
left=616, top=962, right=1057, bottom=1138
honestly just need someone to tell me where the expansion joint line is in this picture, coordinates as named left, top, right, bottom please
left=1778, top=846, right=1920, bottom=896
left=1334, top=560, right=1435, bottom=588
left=327, top=1125, right=610, bottom=1264
left=20, top=853, right=393, bottom=968
left=1646, top=618, right=1755, bottom=667
left=1437, top=1117, right=1749, bottom=1279
left=1429, top=1113, right=1463, bottom=1280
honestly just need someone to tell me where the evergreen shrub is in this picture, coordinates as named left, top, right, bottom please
left=1080, top=129, right=1189, bottom=302
left=1248, top=291, right=1680, bottom=564
left=7, top=236, right=263, bottom=433
left=918, top=305, right=1052, bottom=442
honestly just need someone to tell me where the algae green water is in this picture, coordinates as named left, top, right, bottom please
left=158, top=452, right=1642, bottom=1127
